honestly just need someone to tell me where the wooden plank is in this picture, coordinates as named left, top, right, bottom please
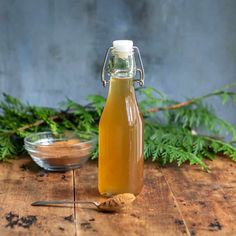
left=208, top=157, right=236, bottom=203
left=74, top=161, right=188, bottom=236
left=0, top=155, right=235, bottom=235
left=0, top=157, right=75, bottom=236
left=161, top=157, right=236, bottom=236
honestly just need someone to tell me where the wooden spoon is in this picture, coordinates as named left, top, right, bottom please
left=31, top=193, right=136, bottom=212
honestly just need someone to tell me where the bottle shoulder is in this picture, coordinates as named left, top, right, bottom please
left=99, top=96, right=143, bottom=127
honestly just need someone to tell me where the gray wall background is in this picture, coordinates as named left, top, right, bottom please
left=0, top=0, right=235, bottom=127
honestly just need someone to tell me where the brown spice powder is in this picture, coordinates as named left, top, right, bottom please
left=98, top=193, right=136, bottom=212
left=36, top=139, right=91, bottom=166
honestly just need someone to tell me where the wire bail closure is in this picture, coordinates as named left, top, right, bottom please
left=101, top=46, right=145, bottom=87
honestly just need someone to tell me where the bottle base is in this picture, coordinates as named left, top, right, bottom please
left=99, top=192, right=117, bottom=198
left=99, top=188, right=143, bottom=198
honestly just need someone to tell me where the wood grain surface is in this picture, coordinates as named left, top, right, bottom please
left=0, top=156, right=235, bottom=236
left=0, top=158, right=75, bottom=236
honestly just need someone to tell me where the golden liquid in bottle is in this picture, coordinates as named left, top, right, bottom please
left=98, top=77, right=144, bottom=197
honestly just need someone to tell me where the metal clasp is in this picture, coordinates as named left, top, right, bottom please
left=101, top=45, right=144, bottom=87
left=101, top=47, right=113, bottom=87
left=133, top=46, right=145, bottom=87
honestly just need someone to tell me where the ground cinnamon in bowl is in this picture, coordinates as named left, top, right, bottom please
left=36, top=139, right=92, bottom=166
left=24, top=132, right=96, bottom=171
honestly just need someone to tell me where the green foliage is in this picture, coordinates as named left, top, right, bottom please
left=169, top=102, right=236, bottom=140
left=144, top=123, right=208, bottom=170
left=136, top=86, right=166, bottom=115
left=63, top=98, right=95, bottom=132
left=0, top=131, right=16, bottom=160
left=87, top=95, right=106, bottom=116
left=0, top=83, right=236, bottom=171
left=143, top=122, right=236, bottom=171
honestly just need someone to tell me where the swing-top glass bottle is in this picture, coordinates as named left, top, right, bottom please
left=99, top=40, right=145, bottom=197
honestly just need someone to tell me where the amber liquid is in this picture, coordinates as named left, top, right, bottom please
left=98, top=78, right=144, bottom=196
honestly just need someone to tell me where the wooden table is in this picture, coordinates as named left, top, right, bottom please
left=0, top=156, right=235, bottom=236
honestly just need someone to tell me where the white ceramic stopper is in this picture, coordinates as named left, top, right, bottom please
left=113, top=40, right=133, bottom=52
left=112, top=40, right=133, bottom=58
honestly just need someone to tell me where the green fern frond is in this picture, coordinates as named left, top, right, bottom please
left=0, top=83, right=236, bottom=171
left=0, top=131, right=17, bottom=160
left=87, top=95, right=106, bottom=116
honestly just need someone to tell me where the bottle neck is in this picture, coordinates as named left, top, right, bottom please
left=108, top=78, right=135, bottom=99
left=109, top=51, right=136, bottom=79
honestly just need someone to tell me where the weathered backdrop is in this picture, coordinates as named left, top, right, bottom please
left=0, top=0, right=235, bottom=126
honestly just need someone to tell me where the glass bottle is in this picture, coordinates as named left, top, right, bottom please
left=98, top=40, right=145, bottom=197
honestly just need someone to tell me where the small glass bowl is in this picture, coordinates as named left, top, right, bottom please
left=24, top=131, right=96, bottom=171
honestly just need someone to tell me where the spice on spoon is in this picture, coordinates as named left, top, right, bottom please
left=31, top=193, right=136, bottom=213
left=97, top=193, right=136, bottom=212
